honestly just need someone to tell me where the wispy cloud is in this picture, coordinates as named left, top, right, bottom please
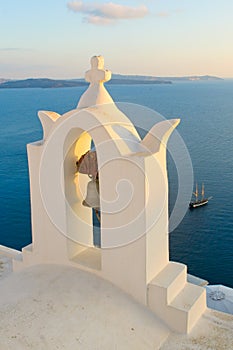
left=156, top=8, right=184, bottom=17
left=67, top=1, right=149, bottom=25
left=0, top=48, right=34, bottom=52
left=156, top=12, right=170, bottom=18
left=0, top=48, right=22, bottom=52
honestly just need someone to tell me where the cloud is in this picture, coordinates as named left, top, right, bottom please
left=67, top=1, right=149, bottom=25
left=0, top=48, right=33, bottom=52
left=0, top=48, right=23, bottom=51
left=156, top=12, right=170, bottom=18
left=156, top=9, right=183, bottom=18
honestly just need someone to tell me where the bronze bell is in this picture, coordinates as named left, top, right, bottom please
left=82, top=179, right=100, bottom=209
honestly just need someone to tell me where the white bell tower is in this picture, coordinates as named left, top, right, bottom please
left=13, top=55, right=206, bottom=333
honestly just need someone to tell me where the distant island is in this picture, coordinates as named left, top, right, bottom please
left=111, top=74, right=223, bottom=82
left=0, top=74, right=223, bottom=89
left=0, top=78, right=88, bottom=89
left=0, top=78, right=9, bottom=84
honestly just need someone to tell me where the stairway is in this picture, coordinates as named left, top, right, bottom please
left=147, top=261, right=206, bottom=333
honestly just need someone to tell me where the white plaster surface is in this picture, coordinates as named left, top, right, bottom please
left=0, top=262, right=232, bottom=350
left=0, top=264, right=170, bottom=350
left=161, top=309, right=233, bottom=350
left=0, top=245, right=20, bottom=280
left=0, top=255, right=12, bottom=280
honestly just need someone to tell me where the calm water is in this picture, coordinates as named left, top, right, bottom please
left=0, top=82, right=233, bottom=287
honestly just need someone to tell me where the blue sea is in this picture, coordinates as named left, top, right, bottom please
left=0, top=81, right=233, bottom=288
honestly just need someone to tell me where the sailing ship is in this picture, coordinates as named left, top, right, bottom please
left=189, top=183, right=210, bottom=208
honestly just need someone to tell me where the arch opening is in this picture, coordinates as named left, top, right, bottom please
left=63, top=128, right=101, bottom=269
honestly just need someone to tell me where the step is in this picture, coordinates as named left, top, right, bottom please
left=147, top=263, right=206, bottom=334
left=149, top=262, right=187, bottom=304
left=170, top=282, right=205, bottom=311
left=149, top=282, right=206, bottom=333
left=168, top=282, right=206, bottom=333
left=22, top=244, right=33, bottom=254
left=71, top=247, right=101, bottom=271
left=21, top=244, right=34, bottom=264
left=12, top=244, right=34, bottom=270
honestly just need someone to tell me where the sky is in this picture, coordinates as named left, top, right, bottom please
left=0, top=0, right=233, bottom=79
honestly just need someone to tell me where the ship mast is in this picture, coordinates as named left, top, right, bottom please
left=201, top=183, right=205, bottom=200
left=193, top=183, right=198, bottom=200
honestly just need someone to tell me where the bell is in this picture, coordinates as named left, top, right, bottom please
left=76, top=151, right=98, bottom=179
left=82, top=179, right=100, bottom=209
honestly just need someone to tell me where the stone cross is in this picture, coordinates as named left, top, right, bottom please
left=85, top=55, right=111, bottom=84
left=77, top=55, right=113, bottom=108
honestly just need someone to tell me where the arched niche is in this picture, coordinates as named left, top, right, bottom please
left=63, top=128, right=101, bottom=264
